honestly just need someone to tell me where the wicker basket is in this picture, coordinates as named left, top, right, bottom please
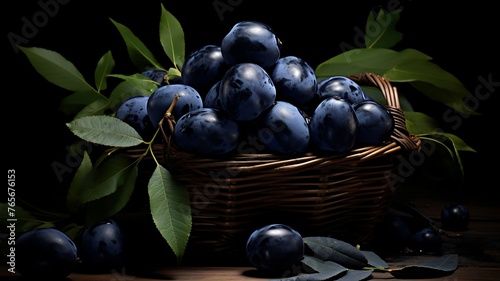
left=156, top=72, right=420, bottom=261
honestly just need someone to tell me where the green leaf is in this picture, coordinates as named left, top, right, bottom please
left=74, top=98, right=111, bottom=119
left=19, top=46, right=96, bottom=93
left=59, top=90, right=108, bottom=116
left=107, top=73, right=159, bottom=92
left=385, top=60, right=474, bottom=114
left=107, top=79, right=157, bottom=112
left=84, top=161, right=139, bottom=225
left=359, top=86, right=385, bottom=105
left=67, top=151, right=94, bottom=212
left=67, top=153, right=136, bottom=212
left=389, top=254, right=458, bottom=279
left=365, top=8, right=403, bottom=49
left=148, top=165, right=192, bottom=264
left=302, top=255, right=347, bottom=275
left=159, top=4, right=185, bottom=70
left=271, top=255, right=348, bottom=281
left=315, top=48, right=432, bottom=79
left=303, top=236, right=368, bottom=269
left=167, top=67, right=182, bottom=80
left=110, top=18, right=164, bottom=71
left=383, top=57, right=451, bottom=83
left=74, top=74, right=158, bottom=117
left=108, top=73, right=161, bottom=88
left=361, top=251, right=388, bottom=269
left=66, top=115, right=144, bottom=147
left=440, top=132, right=476, bottom=153
left=417, top=135, right=465, bottom=185
left=398, top=93, right=415, bottom=112
left=94, top=50, right=115, bottom=92
left=409, top=79, right=476, bottom=115
left=403, top=111, right=440, bottom=135
left=405, top=112, right=476, bottom=152
left=315, top=48, right=476, bottom=114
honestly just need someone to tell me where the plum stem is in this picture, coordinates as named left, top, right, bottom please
left=158, top=94, right=179, bottom=153
left=166, top=94, right=179, bottom=117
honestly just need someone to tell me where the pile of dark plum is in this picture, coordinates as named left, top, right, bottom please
left=16, top=219, right=124, bottom=279
left=117, top=21, right=395, bottom=156
left=15, top=21, right=401, bottom=280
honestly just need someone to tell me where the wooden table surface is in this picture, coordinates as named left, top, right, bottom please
left=2, top=186, right=499, bottom=281
left=2, top=265, right=499, bottom=281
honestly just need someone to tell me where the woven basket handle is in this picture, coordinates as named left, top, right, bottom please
left=348, top=72, right=420, bottom=152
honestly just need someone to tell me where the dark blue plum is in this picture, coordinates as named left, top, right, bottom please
left=219, top=63, right=276, bottom=121
left=221, top=21, right=281, bottom=68
left=16, top=228, right=77, bottom=280
left=79, top=219, right=125, bottom=272
left=147, top=84, right=203, bottom=127
left=203, top=81, right=222, bottom=110
left=317, top=76, right=367, bottom=104
left=246, top=224, right=304, bottom=273
left=257, top=101, right=310, bottom=154
left=270, top=56, right=317, bottom=107
left=115, top=96, right=155, bottom=138
left=353, top=99, right=394, bottom=146
left=141, top=69, right=167, bottom=85
left=441, top=203, right=470, bottom=231
left=409, top=227, right=443, bottom=254
left=309, top=96, right=358, bottom=153
left=173, top=107, right=240, bottom=155
left=181, top=45, right=230, bottom=97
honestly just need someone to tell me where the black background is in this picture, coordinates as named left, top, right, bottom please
left=4, top=1, right=498, bottom=214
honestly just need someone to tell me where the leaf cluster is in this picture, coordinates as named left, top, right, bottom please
left=271, top=236, right=458, bottom=281
left=18, top=4, right=191, bottom=264
left=315, top=9, right=476, bottom=185
left=16, top=5, right=476, bottom=264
